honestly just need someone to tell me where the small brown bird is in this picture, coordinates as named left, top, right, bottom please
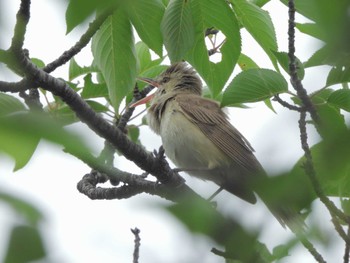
left=133, top=62, right=300, bottom=228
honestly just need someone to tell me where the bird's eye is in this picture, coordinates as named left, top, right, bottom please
left=162, top=77, right=170, bottom=84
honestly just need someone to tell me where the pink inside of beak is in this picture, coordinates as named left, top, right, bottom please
left=130, top=93, right=155, bottom=108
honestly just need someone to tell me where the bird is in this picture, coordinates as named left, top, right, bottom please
left=132, top=62, right=302, bottom=229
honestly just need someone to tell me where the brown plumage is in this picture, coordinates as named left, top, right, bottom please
left=135, top=62, right=303, bottom=228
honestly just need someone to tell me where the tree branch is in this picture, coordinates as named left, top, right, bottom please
left=131, top=228, right=141, bottom=263
left=287, top=0, right=319, bottom=123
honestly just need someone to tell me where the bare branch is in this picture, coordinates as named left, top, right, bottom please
left=131, top=228, right=141, bottom=263
left=287, top=0, right=318, bottom=122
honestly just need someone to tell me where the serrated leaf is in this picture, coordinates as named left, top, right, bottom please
left=272, top=51, right=305, bottom=80
left=185, top=0, right=241, bottom=97
left=221, top=69, right=288, bottom=106
left=296, top=23, right=326, bottom=41
left=231, top=0, right=278, bottom=69
left=326, top=66, right=350, bottom=88
left=238, top=53, right=259, bottom=70
left=65, top=0, right=119, bottom=33
left=124, top=0, right=164, bottom=56
left=0, top=93, right=26, bottom=116
left=328, top=89, right=350, bottom=112
left=91, top=9, right=137, bottom=112
left=161, top=0, right=195, bottom=62
left=69, top=58, right=99, bottom=81
left=81, top=74, right=108, bottom=99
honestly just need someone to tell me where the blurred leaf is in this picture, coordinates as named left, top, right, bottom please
left=127, top=125, right=140, bottom=143
left=91, top=9, right=137, bottom=112
left=161, top=0, right=195, bottom=62
left=69, top=57, right=99, bottom=81
left=65, top=0, right=119, bottom=33
left=30, top=58, right=45, bottom=68
left=166, top=198, right=262, bottom=262
left=272, top=51, right=305, bottom=80
left=124, top=0, right=164, bottom=56
left=272, top=245, right=289, bottom=260
left=341, top=198, right=350, bottom=217
left=326, top=66, right=350, bottom=88
left=0, top=192, right=43, bottom=225
left=0, top=112, right=94, bottom=170
left=304, top=45, right=335, bottom=68
left=316, top=103, right=347, bottom=140
left=52, top=100, right=109, bottom=126
left=221, top=69, right=288, bottom=106
left=237, top=53, right=259, bottom=71
left=81, top=74, right=108, bottom=99
left=0, top=93, right=26, bottom=116
left=4, top=225, right=46, bottom=263
left=327, top=89, right=350, bottom=112
left=231, top=0, right=278, bottom=69
left=185, top=0, right=241, bottom=97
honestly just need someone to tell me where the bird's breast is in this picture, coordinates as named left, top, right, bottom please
left=159, top=102, right=231, bottom=176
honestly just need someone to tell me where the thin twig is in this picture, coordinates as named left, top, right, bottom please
left=344, top=226, right=350, bottom=263
left=273, top=94, right=303, bottom=112
left=131, top=228, right=141, bottom=263
left=287, top=0, right=318, bottom=123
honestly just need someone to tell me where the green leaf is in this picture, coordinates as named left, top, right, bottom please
left=221, top=68, right=288, bottom=106
left=326, top=66, right=350, bottom=88
left=161, top=0, right=195, bottom=62
left=0, top=112, right=94, bottom=171
left=165, top=198, right=260, bottom=262
left=237, top=53, right=259, bottom=70
left=4, top=225, right=46, bottom=263
left=250, top=0, right=271, bottom=7
left=124, top=0, right=164, bottom=56
left=304, top=45, right=335, bottom=68
left=30, top=58, right=45, bottom=68
left=136, top=42, right=152, bottom=73
left=91, top=9, right=137, bottom=112
left=68, top=58, right=99, bottom=81
left=231, top=0, right=278, bottom=69
left=0, top=192, right=43, bottom=225
left=296, top=23, right=326, bottom=41
left=65, top=0, right=119, bottom=33
left=328, top=89, right=350, bottom=112
left=0, top=93, right=26, bottom=116
left=272, top=51, right=305, bottom=80
left=137, top=64, right=169, bottom=89
left=127, top=125, right=140, bottom=143
left=81, top=74, right=108, bottom=99
left=185, top=0, right=241, bottom=97
left=52, top=100, right=110, bottom=126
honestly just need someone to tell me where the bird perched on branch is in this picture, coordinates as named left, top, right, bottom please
left=132, top=62, right=303, bottom=229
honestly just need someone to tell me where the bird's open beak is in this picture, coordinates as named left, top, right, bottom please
left=129, top=77, right=159, bottom=108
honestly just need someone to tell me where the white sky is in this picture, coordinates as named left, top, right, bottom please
left=0, top=1, right=344, bottom=263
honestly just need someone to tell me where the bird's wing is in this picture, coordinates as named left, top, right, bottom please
left=176, top=94, right=262, bottom=173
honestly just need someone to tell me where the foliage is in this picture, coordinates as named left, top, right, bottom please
left=1, top=0, right=350, bottom=262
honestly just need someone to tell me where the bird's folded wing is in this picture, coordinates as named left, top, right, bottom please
left=176, top=94, right=262, bottom=173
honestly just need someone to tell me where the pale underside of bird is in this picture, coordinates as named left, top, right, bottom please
left=132, top=62, right=301, bottom=228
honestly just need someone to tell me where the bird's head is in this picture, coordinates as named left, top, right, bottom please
left=131, top=62, right=202, bottom=107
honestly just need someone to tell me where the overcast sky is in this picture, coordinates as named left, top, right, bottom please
left=0, top=1, right=342, bottom=263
